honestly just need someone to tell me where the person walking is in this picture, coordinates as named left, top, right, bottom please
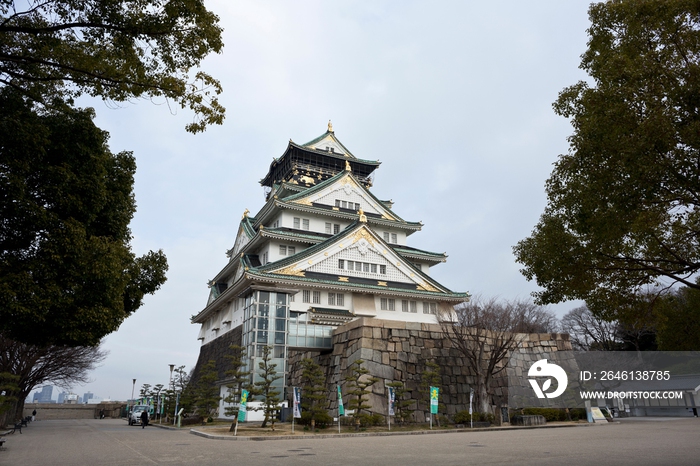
left=32, top=409, right=36, bottom=421
left=140, top=409, right=149, bottom=429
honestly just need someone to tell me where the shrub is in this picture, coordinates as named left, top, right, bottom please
left=454, top=411, right=494, bottom=424
left=299, top=411, right=333, bottom=428
left=180, top=415, right=204, bottom=426
left=356, top=413, right=384, bottom=427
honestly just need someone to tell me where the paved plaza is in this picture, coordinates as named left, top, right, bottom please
left=1, top=417, right=698, bottom=466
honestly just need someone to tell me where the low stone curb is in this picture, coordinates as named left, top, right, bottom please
left=189, top=422, right=594, bottom=441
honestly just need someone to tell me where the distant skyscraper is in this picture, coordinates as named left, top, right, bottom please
left=37, top=385, right=53, bottom=403
left=57, top=391, right=66, bottom=404
left=83, top=392, right=94, bottom=404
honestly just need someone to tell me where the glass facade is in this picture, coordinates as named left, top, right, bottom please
left=241, top=290, right=334, bottom=392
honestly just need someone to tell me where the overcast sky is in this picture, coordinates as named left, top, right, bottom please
left=39, top=1, right=595, bottom=402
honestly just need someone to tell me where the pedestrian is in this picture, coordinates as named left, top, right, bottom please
left=140, top=409, right=149, bottom=429
left=32, top=409, right=36, bottom=421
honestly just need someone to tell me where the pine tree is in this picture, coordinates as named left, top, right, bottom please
left=344, top=359, right=378, bottom=430
left=254, top=346, right=282, bottom=430
left=193, top=360, right=221, bottom=422
left=223, top=345, right=252, bottom=432
left=299, top=358, right=327, bottom=430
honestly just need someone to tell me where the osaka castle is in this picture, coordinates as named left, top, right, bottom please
left=191, top=123, right=468, bottom=406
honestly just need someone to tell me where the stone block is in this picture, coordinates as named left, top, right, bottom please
left=406, top=322, right=421, bottom=331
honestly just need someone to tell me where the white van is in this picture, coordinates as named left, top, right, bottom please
left=128, top=405, right=149, bottom=426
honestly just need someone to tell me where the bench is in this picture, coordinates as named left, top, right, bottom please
left=0, top=437, right=5, bottom=450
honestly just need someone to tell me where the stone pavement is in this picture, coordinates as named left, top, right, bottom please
left=1, top=417, right=698, bottom=466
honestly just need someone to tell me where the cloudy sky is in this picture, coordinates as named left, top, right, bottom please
left=44, top=0, right=595, bottom=401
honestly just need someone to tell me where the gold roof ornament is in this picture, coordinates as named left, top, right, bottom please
left=328, top=120, right=334, bottom=133
left=345, top=160, right=351, bottom=171
left=242, top=208, right=249, bottom=219
left=358, top=208, right=367, bottom=223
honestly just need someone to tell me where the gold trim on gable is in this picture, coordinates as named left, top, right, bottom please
left=378, top=281, right=387, bottom=287
left=417, top=283, right=439, bottom=292
left=338, top=276, right=349, bottom=282
left=276, top=265, right=305, bottom=277
left=294, top=198, right=313, bottom=206
left=351, top=228, right=376, bottom=246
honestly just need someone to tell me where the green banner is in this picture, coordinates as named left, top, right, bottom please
left=238, top=389, right=249, bottom=422
left=337, top=385, right=344, bottom=416
left=430, top=386, right=439, bottom=414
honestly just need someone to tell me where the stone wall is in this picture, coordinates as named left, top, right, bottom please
left=22, top=402, right=126, bottom=420
left=289, top=317, right=572, bottom=423
left=190, top=326, right=242, bottom=388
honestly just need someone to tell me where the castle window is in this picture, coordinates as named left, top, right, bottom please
left=337, top=293, right=344, bottom=306
left=303, top=290, right=310, bottom=303
left=381, top=298, right=395, bottom=311
left=338, top=259, right=345, bottom=269
left=380, top=265, right=387, bottom=274
left=326, top=222, right=332, bottom=234
left=312, top=291, right=321, bottom=304
left=279, top=245, right=286, bottom=255
left=423, top=302, right=437, bottom=314
left=302, top=219, right=310, bottom=230
left=294, top=217, right=300, bottom=229
left=402, top=300, right=408, bottom=312
left=410, top=301, right=417, bottom=313
left=328, top=293, right=336, bottom=306
left=391, top=233, right=398, bottom=243
left=383, top=232, right=390, bottom=242
left=333, top=224, right=340, bottom=234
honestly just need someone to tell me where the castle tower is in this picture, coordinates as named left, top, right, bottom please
left=191, top=124, right=468, bottom=415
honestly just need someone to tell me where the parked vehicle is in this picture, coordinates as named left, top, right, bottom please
left=128, top=405, right=149, bottom=426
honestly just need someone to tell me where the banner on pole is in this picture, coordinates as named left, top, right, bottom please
left=469, top=389, right=473, bottom=415
left=237, top=389, right=249, bottom=422
left=293, top=387, right=302, bottom=418
left=337, top=385, right=345, bottom=416
left=388, top=387, right=395, bottom=416
left=430, top=386, right=439, bottom=414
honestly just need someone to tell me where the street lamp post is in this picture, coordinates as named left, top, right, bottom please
left=131, top=379, right=136, bottom=417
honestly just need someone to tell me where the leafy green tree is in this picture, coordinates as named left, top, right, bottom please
left=299, top=358, right=327, bottom=430
left=254, top=346, right=282, bottom=430
left=192, top=360, right=221, bottom=421
left=222, top=345, right=251, bottom=432
left=0, top=90, right=168, bottom=346
left=656, top=285, right=700, bottom=350
left=0, top=0, right=224, bottom=133
left=386, top=381, right=412, bottom=424
left=514, top=0, right=700, bottom=318
left=344, top=359, right=378, bottom=430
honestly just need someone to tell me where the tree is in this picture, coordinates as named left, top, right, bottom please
left=561, top=305, right=622, bottom=351
left=298, top=358, right=327, bottom=430
left=438, top=296, right=557, bottom=416
left=192, top=360, right=221, bottom=421
left=0, top=89, right=168, bottom=347
left=0, top=0, right=224, bottom=133
left=222, top=345, right=251, bottom=432
left=514, top=0, right=700, bottom=317
left=254, top=346, right=282, bottom=430
left=655, top=285, right=700, bottom=350
left=0, top=334, right=107, bottom=425
left=344, top=359, right=378, bottom=430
